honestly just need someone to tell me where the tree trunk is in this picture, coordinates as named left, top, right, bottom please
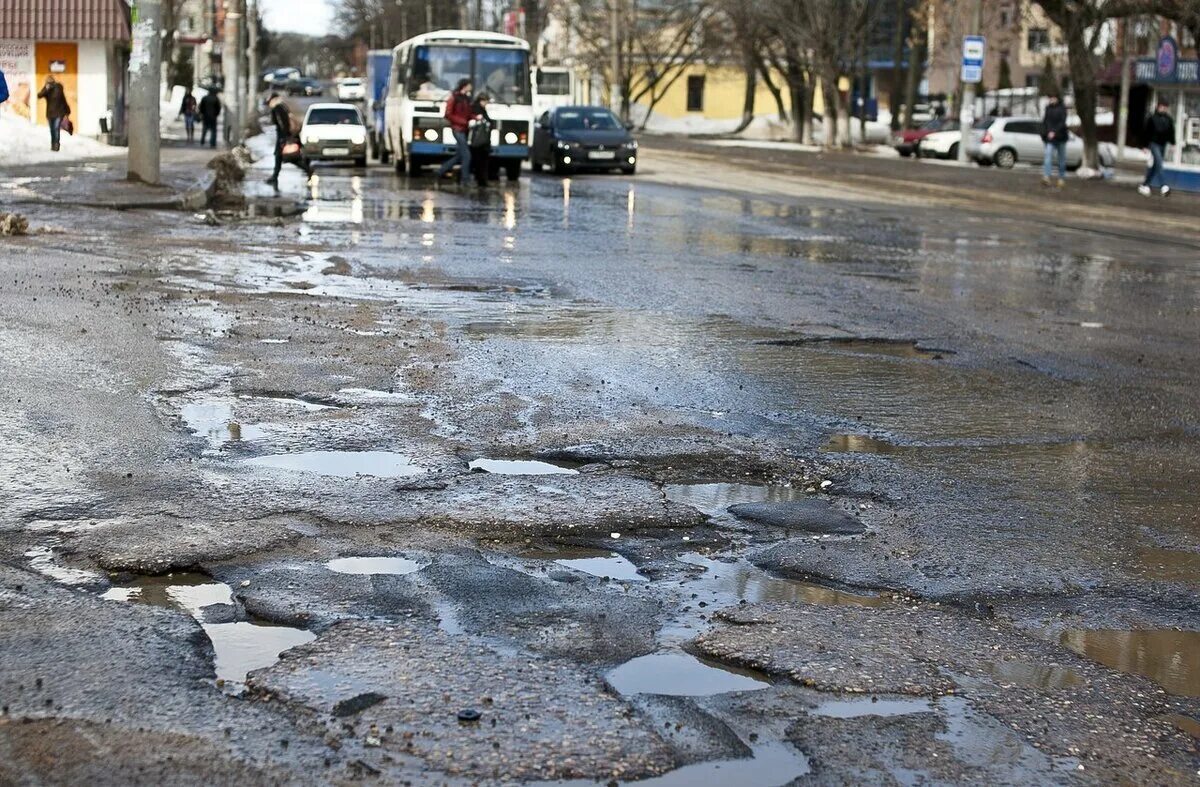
left=733, top=49, right=758, bottom=134
left=1062, top=16, right=1100, bottom=169
left=902, top=9, right=925, bottom=128
left=890, top=0, right=907, bottom=130
left=757, top=56, right=789, bottom=123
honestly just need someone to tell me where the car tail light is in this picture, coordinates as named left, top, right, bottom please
left=981, top=131, right=993, bottom=144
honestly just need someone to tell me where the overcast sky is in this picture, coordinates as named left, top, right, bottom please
left=260, top=0, right=334, bottom=36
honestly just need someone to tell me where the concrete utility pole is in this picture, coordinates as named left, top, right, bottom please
left=246, top=0, right=258, bottom=131
left=957, top=0, right=982, bottom=164
left=224, top=0, right=243, bottom=146
left=128, top=0, right=164, bottom=183
left=609, top=0, right=622, bottom=118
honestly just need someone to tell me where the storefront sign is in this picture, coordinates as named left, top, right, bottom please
left=0, top=40, right=34, bottom=120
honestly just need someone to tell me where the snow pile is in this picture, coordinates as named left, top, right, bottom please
left=0, top=114, right=122, bottom=166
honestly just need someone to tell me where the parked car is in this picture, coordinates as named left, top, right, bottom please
left=300, top=103, right=368, bottom=167
left=336, top=77, right=365, bottom=102
left=967, top=116, right=1083, bottom=170
left=915, top=122, right=962, bottom=160
left=287, top=77, right=324, bottom=97
left=531, top=105, right=637, bottom=175
left=893, top=118, right=951, bottom=157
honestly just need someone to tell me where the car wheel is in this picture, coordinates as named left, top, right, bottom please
left=621, top=165, right=636, bottom=175
left=947, top=143, right=959, bottom=160
left=552, top=156, right=570, bottom=176
left=354, top=156, right=367, bottom=168
left=898, top=149, right=912, bottom=158
left=504, top=160, right=522, bottom=180
left=994, top=148, right=1017, bottom=169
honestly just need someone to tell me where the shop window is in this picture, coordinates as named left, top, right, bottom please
left=686, top=75, right=705, bottom=112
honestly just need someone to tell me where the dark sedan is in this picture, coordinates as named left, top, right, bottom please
left=531, top=106, right=637, bottom=175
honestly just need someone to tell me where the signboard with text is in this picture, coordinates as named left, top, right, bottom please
left=962, top=35, right=985, bottom=84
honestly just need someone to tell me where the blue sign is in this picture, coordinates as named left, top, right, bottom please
left=1157, top=35, right=1178, bottom=80
left=962, top=35, right=985, bottom=84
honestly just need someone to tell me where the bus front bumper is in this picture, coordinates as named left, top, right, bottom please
left=409, top=142, right=529, bottom=160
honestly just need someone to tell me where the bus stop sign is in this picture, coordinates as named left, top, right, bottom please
left=962, top=35, right=985, bottom=84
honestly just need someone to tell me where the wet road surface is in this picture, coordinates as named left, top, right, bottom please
left=1, top=143, right=1198, bottom=784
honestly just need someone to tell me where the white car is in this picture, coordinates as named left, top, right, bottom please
left=336, top=78, right=366, bottom=102
left=967, top=116, right=1083, bottom=170
left=301, top=103, right=368, bottom=167
left=916, top=126, right=962, bottom=160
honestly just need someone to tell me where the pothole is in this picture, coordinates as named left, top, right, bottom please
left=983, top=660, right=1082, bottom=689
left=242, top=451, right=426, bottom=478
left=538, top=741, right=810, bottom=787
left=1059, top=628, right=1200, bottom=697
left=101, top=573, right=314, bottom=690
left=25, top=543, right=103, bottom=586
left=822, top=433, right=905, bottom=454
left=664, top=483, right=805, bottom=518
left=677, top=553, right=885, bottom=608
left=605, top=652, right=769, bottom=697
left=468, top=457, right=580, bottom=476
left=811, top=697, right=935, bottom=718
left=325, top=556, right=426, bottom=576
left=181, top=401, right=268, bottom=446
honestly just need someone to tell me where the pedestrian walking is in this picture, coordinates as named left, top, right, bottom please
left=1138, top=99, right=1176, bottom=197
left=179, top=88, right=198, bottom=144
left=1040, top=93, right=1068, bottom=188
left=198, top=89, right=221, bottom=148
left=436, top=79, right=476, bottom=184
left=36, top=75, right=71, bottom=152
left=266, top=93, right=312, bottom=187
left=468, top=92, right=494, bottom=187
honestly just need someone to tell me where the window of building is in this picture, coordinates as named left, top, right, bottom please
left=686, top=75, right=705, bottom=112
left=1027, top=28, right=1051, bottom=53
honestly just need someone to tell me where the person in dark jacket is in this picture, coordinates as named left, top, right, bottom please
left=436, top=79, right=476, bottom=184
left=468, top=93, right=493, bottom=187
left=1139, top=99, right=1176, bottom=197
left=198, top=89, right=221, bottom=148
left=179, top=89, right=198, bottom=143
left=266, top=93, right=312, bottom=187
left=1040, top=93, right=1069, bottom=188
left=36, top=75, right=71, bottom=152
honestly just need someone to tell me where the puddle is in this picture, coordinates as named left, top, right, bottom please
left=1059, top=628, right=1200, bottom=697
left=325, top=556, right=426, bottom=576
left=811, top=697, right=935, bottom=718
left=983, top=660, right=1082, bottom=689
left=761, top=337, right=947, bottom=359
left=539, top=741, right=809, bottom=787
left=468, top=458, right=580, bottom=476
left=102, top=573, right=314, bottom=688
left=336, top=387, right=413, bottom=404
left=243, top=451, right=425, bottom=478
left=25, top=544, right=102, bottom=586
left=556, top=554, right=646, bottom=582
left=1161, top=713, right=1200, bottom=739
left=605, top=652, right=769, bottom=697
left=1137, top=547, right=1200, bottom=584
left=181, top=401, right=267, bottom=446
left=677, top=553, right=885, bottom=608
left=822, top=433, right=905, bottom=454
left=665, top=483, right=804, bottom=518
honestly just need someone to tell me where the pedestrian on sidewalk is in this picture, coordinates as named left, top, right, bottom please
left=436, top=79, right=476, bottom=184
left=1138, top=99, right=1175, bottom=197
left=1040, top=93, right=1068, bottom=189
left=179, top=88, right=198, bottom=144
left=0, top=68, right=9, bottom=106
left=36, top=75, right=70, bottom=152
left=199, top=89, right=221, bottom=148
left=468, top=92, right=493, bottom=187
left=266, top=93, right=312, bottom=188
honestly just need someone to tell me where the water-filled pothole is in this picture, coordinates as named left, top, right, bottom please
left=538, top=741, right=810, bottom=787
left=606, top=652, right=770, bottom=697
left=519, top=546, right=647, bottom=581
left=468, top=457, right=580, bottom=476
left=760, top=337, right=949, bottom=359
left=25, top=544, right=102, bottom=586
left=677, top=553, right=885, bottom=607
left=983, top=660, right=1082, bottom=689
left=243, top=451, right=425, bottom=478
left=1059, top=628, right=1200, bottom=697
left=822, top=433, right=905, bottom=454
left=665, top=483, right=805, bottom=518
left=101, top=573, right=314, bottom=689
left=811, top=697, right=935, bottom=718
left=325, top=556, right=426, bottom=576
left=181, top=401, right=267, bottom=446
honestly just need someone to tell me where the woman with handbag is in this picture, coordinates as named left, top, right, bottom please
left=468, top=93, right=494, bottom=187
left=36, top=75, right=71, bottom=152
left=266, top=93, right=312, bottom=187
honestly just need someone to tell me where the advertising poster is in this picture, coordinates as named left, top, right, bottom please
left=0, top=40, right=34, bottom=120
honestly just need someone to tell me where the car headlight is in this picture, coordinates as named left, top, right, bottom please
left=302, top=133, right=318, bottom=145
left=350, top=131, right=366, bottom=145
left=556, top=140, right=572, bottom=150
left=624, top=139, right=638, bottom=149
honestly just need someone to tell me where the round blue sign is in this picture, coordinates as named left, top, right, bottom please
left=1156, top=36, right=1178, bottom=80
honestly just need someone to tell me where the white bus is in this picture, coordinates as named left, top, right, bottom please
left=383, top=29, right=534, bottom=179
left=533, top=66, right=578, bottom=117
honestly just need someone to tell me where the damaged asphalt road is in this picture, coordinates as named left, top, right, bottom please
left=1, top=146, right=1198, bottom=784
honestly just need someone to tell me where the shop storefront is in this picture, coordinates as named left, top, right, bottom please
left=1135, top=35, right=1200, bottom=190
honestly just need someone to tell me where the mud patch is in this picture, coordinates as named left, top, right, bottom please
left=606, top=652, right=770, bottom=697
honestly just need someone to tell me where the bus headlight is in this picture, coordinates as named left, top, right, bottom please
left=504, top=132, right=518, bottom=144
left=423, top=128, right=439, bottom=142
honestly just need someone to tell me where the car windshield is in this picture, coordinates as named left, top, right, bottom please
left=341, top=79, right=361, bottom=86
left=408, top=45, right=530, bottom=105
left=556, top=108, right=622, bottom=131
left=306, top=108, right=361, bottom=126
left=920, top=119, right=943, bottom=131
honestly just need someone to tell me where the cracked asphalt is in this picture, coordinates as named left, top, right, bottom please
left=1, top=137, right=1198, bottom=785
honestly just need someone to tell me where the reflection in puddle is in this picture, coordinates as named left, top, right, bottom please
left=468, top=457, right=580, bottom=476
left=325, top=556, right=425, bottom=576
left=606, top=652, right=769, bottom=697
left=25, top=544, right=102, bottom=586
left=983, top=660, right=1081, bottom=689
left=1161, top=713, right=1200, bottom=740
left=1060, top=628, right=1200, bottom=696
left=762, top=337, right=946, bottom=359
left=556, top=554, right=645, bottom=582
left=665, top=483, right=804, bottom=518
left=539, top=741, right=810, bottom=787
left=677, top=553, right=885, bottom=608
left=812, top=697, right=934, bottom=718
left=822, top=433, right=905, bottom=454
left=243, top=450, right=425, bottom=478
left=181, top=401, right=267, bottom=446
left=102, top=573, right=314, bottom=688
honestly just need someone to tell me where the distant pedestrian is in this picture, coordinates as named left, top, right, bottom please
left=1040, top=94, right=1068, bottom=188
left=179, top=88, right=198, bottom=144
left=36, top=75, right=71, bottom=152
left=0, top=68, right=9, bottom=106
left=468, top=92, right=493, bottom=187
left=266, top=93, right=311, bottom=187
left=1138, top=99, right=1175, bottom=197
left=436, top=79, right=475, bottom=184
left=198, top=89, right=221, bottom=148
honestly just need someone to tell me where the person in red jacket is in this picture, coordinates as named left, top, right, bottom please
left=436, top=78, right=477, bottom=184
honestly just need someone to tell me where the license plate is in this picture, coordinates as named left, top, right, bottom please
left=588, top=150, right=616, bottom=160
left=324, top=147, right=349, bottom=156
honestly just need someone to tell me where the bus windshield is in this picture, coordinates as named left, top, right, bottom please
left=408, top=45, right=530, bottom=105
left=536, top=70, right=571, bottom=96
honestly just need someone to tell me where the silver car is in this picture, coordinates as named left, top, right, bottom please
left=967, top=116, right=1083, bottom=170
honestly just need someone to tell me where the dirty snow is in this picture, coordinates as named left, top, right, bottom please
left=0, top=115, right=123, bottom=167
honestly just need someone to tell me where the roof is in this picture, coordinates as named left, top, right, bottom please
left=394, top=29, right=530, bottom=52
left=0, top=0, right=130, bottom=41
